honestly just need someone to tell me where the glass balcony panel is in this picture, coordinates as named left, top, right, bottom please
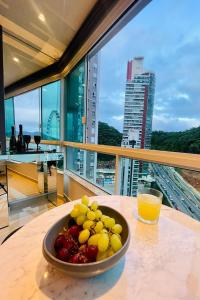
left=97, top=152, right=115, bottom=194
left=5, top=97, right=14, bottom=137
left=64, top=60, right=85, bottom=142
left=66, top=147, right=115, bottom=194
left=41, top=81, right=61, bottom=140
left=120, top=157, right=200, bottom=221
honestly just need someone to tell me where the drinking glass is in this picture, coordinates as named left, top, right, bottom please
left=137, top=187, right=163, bottom=224
left=34, top=135, right=41, bottom=151
left=24, top=135, right=31, bottom=151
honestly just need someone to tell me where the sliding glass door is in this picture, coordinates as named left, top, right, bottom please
left=5, top=97, right=14, bottom=137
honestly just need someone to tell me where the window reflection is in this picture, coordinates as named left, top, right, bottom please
left=41, top=81, right=61, bottom=140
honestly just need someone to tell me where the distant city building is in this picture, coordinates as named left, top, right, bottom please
left=69, top=54, right=99, bottom=180
left=86, top=54, right=99, bottom=145
left=96, top=168, right=115, bottom=193
left=121, top=57, right=155, bottom=196
left=85, top=53, right=100, bottom=181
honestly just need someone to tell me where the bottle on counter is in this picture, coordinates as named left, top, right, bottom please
left=17, top=124, right=25, bottom=152
left=9, top=126, right=17, bottom=152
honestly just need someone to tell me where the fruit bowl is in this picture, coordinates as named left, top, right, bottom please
left=43, top=205, right=130, bottom=278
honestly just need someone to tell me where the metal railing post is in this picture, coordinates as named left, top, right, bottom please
left=0, top=26, right=6, bottom=152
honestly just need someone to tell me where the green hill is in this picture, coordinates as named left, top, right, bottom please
left=151, top=126, right=200, bottom=154
left=98, top=122, right=122, bottom=146
left=98, top=122, right=122, bottom=161
left=98, top=122, right=200, bottom=158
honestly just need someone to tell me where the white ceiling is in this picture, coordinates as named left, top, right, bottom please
left=0, top=0, right=97, bottom=86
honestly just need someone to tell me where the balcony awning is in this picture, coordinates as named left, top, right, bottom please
left=0, top=0, right=145, bottom=97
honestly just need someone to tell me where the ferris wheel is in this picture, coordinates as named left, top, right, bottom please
left=46, top=110, right=60, bottom=138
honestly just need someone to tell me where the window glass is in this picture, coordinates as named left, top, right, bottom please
left=85, top=0, right=200, bottom=198
left=5, top=97, right=14, bottom=137
left=66, top=147, right=115, bottom=194
left=120, top=158, right=200, bottom=221
left=41, top=81, right=60, bottom=140
left=14, top=89, right=40, bottom=135
left=65, top=60, right=85, bottom=142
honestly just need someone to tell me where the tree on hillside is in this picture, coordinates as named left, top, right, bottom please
left=151, top=126, right=200, bottom=154
left=98, top=122, right=122, bottom=161
left=97, top=122, right=200, bottom=162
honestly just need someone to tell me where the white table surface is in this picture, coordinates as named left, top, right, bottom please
left=0, top=195, right=200, bottom=300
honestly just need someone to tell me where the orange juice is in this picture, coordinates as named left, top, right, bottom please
left=137, top=194, right=161, bottom=222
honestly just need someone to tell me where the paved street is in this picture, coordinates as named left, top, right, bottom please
left=151, top=164, right=200, bottom=221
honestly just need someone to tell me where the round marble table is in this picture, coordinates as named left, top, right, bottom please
left=0, top=195, right=200, bottom=300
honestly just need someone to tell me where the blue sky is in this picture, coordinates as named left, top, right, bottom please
left=98, top=0, right=200, bottom=133
left=14, top=89, right=40, bottom=132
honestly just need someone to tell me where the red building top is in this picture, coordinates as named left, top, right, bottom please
left=126, top=60, right=132, bottom=80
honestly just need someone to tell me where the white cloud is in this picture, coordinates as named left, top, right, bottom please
left=175, top=92, right=190, bottom=100
left=154, top=106, right=165, bottom=111
left=112, top=115, right=124, bottom=121
left=178, top=117, right=200, bottom=127
left=153, top=114, right=171, bottom=124
left=152, top=114, right=200, bottom=131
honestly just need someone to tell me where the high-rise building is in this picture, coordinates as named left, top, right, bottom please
left=67, top=55, right=99, bottom=179
left=86, top=53, right=99, bottom=145
left=68, top=54, right=99, bottom=181
left=85, top=53, right=100, bottom=181
left=121, top=57, right=155, bottom=196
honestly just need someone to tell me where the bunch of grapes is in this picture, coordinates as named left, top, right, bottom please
left=54, top=195, right=123, bottom=264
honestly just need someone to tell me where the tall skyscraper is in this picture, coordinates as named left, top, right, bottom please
left=85, top=53, right=100, bottom=181
left=121, top=57, right=155, bottom=196
left=86, top=53, right=99, bottom=145
left=68, top=55, right=99, bottom=179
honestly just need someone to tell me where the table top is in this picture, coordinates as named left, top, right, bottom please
left=0, top=151, right=63, bottom=163
left=0, top=195, right=200, bottom=300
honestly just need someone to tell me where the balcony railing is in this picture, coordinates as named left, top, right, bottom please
left=40, top=139, right=200, bottom=195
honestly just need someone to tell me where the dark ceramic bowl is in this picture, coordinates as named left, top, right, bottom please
left=43, top=205, right=130, bottom=278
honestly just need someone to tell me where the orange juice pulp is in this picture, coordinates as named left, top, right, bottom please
left=137, top=194, right=161, bottom=221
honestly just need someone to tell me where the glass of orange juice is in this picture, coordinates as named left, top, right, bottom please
left=137, top=188, right=163, bottom=224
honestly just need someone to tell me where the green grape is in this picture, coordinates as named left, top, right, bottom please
left=88, top=233, right=101, bottom=246
left=101, top=215, right=109, bottom=224
left=94, top=221, right=103, bottom=233
left=96, top=251, right=107, bottom=261
left=81, top=195, right=89, bottom=206
left=74, top=203, right=81, bottom=210
left=76, top=214, right=86, bottom=225
left=91, top=201, right=98, bottom=211
left=103, top=217, right=114, bottom=228
left=104, top=217, right=115, bottom=229
left=70, top=207, right=79, bottom=218
left=110, top=234, right=122, bottom=252
left=112, top=224, right=122, bottom=234
left=83, top=220, right=94, bottom=230
left=78, top=203, right=88, bottom=214
left=98, top=233, right=109, bottom=252
left=78, top=229, right=90, bottom=244
left=101, top=215, right=108, bottom=223
left=107, top=247, right=114, bottom=257
left=87, top=210, right=96, bottom=221
left=95, top=209, right=102, bottom=220
left=100, top=228, right=108, bottom=234
left=115, top=233, right=121, bottom=241
left=110, top=218, right=115, bottom=227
